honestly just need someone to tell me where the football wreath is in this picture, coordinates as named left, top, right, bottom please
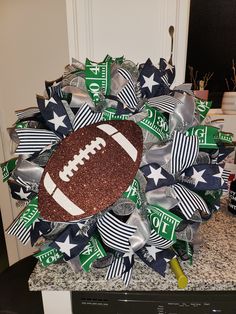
left=1, top=52, right=234, bottom=288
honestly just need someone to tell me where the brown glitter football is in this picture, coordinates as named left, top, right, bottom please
left=38, top=120, right=143, bottom=222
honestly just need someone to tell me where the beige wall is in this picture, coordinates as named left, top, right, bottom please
left=0, top=0, right=69, bottom=263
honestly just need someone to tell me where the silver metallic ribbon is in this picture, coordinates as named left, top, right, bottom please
left=126, top=208, right=151, bottom=252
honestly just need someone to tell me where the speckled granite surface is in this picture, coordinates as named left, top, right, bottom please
left=29, top=207, right=236, bottom=291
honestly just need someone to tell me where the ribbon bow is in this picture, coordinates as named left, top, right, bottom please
left=138, top=58, right=175, bottom=98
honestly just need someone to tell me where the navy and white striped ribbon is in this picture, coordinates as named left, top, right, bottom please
left=45, top=78, right=63, bottom=98
left=15, top=176, right=31, bottom=190
left=105, top=254, right=123, bottom=280
left=15, top=129, right=59, bottom=155
left=117, top=68, right=138, bottom=110
left=171, top=131, right=199, bottom=174
left=147, top=230, right=174, bottom=249
left=222, top=169, right=231, bottom=184
left=161, top=73, right=170, bottom=87
left=173, top=183, right=209, bottom=220
left=7, top=219, right=30, bottom=245
left=97, top=212, right=137, bottom=253
left=15, top=107, right=40, bottom=121
left=222, top=168, right=231, bottom=192
left=148, top=95, right=180, bottom=113
left=105, top=254, right=133, bottom=286
left=72, top=103, right=102, bottom=131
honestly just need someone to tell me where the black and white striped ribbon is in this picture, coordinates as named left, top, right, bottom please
left=7, top=219, right=30, bottom=245
left=148, top=95, right=181, bottom=113
left=72, top=103, right=102, bottom=131
left=45, top=80, right=63, bottom=99
left=15, top=176, right=31, bottom=190
left=161, top=73, right=170, bottom=87
left=105, top=254, right=132, bottom=286
left=171, top=131, right=199, bottom=174
left=222, top=168, right=231, bottom=192
left=97, top=212, right=137, bottom=253
left=147, top=230, right=174, bottom=249
left=173, top=183, right=209, bottom=220
left=222, top=169, right=231, bottom=184
left=117, top=68, right=138, bottom=110
left=15, top=107, right=40, bottom=121
left=15, top=129, right=59, bottom=155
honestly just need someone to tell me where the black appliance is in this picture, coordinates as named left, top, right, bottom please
left=72, top=291, right=236, bottom=314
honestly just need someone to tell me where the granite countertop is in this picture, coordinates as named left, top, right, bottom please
left=29, top=205, right=236, bottom=291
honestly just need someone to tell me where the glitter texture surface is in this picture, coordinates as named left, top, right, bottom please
left=38, top=120, right=143, bottom=222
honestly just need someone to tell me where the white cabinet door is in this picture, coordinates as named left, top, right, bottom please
left=66, top=0, right=190, bottom=85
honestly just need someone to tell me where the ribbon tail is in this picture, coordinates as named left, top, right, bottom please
left=172, top=183, right=209, bottom=220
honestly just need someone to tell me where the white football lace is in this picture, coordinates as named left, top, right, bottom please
left=59, top=137, right=106, bottom=182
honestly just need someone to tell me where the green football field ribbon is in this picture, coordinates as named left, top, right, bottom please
left=198, top=189, right=222, bottom=207
left=85, top=58, right=111, bottom=103
left=102, top=107, right=130, bottom=121
left=173, top=240, right=193, bottom=265
left=79, top=236, right=106, bottom=272
left=138, top=104, right=169, bottom=140
left=1, top=158, right=17, bottom=182
left=217, top=131, right=233, bottom=144
left=34, top=247, right=63, bottom=267
left=103, top=54, right=124, bottom=64
left=186, top=125, right=233, bottom=148
left=195, top=99, right=212, bottom=121
left=123, top=178, right=142, bottom=209
left=19, top=196, right=39, bottom=228
left=147, top=204, right=182, bottom=241
left=15, top=121, right=29, bottom=128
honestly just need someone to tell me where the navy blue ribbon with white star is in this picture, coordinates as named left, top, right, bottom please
left=50, top=218, right=97, bottom=261
left=180, top=164, right=229, bottom=191
left=30, top=218, right=53, bottom=246
left=8, top=181, right=36, bottom=200
left=138, top=58, right=175, bottom=99
left=37, top=94, right=72, bottom=138
left=136, top=245, right=176, bottom=277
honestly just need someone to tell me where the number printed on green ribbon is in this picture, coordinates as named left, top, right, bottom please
left=19, top=196, right=39, bottom=228
left=123, top=178, right=142, bottom=208
left=34, top=247, right=63, bottom=267
left=137, top=104, right=169, bottom=140
left=147, top=204, right=182, bottom=241
left=186, top=125, right=219, bottom=149
left=1, top=158, right=17, bottom=182
left=102, top=107, right=130, bottom=121
left=195, top=99, right=212, bottom=121
left=79, top=236, right=106, bottom=272
left=85, top=58, right=111, bottom=103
